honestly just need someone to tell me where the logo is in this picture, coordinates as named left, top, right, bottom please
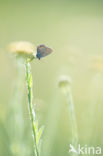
left=69, top=144, right=102, bottom=155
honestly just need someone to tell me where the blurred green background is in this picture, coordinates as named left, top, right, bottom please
left=0, top=0, right=103, bottom=155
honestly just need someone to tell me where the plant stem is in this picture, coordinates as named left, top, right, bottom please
left=66, top=87, right=78, bottom=156
left=25, top=61, right=39, bottom=156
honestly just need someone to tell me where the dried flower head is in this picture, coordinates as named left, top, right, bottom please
left=8, top=41, right=36, bottom=60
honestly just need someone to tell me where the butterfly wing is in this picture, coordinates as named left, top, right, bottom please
left=36, top=45, right=53, bottom=59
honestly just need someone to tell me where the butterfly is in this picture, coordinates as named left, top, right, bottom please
left=36, top=44, right=53, bottom=60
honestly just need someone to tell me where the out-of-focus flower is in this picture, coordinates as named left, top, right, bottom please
left=89, top=55, right=103, bottom=72
left=8, top=41, right=36, bottom=60
left=58, top=75, right=72, bottom=93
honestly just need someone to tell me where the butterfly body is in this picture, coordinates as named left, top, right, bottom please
left=36, top=45, right=53, bottom=60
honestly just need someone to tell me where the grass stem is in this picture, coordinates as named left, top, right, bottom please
left=58, top=76, right=78, bottom=156
left=25, top=61, right=39, bottom=156
left=66, top=87, right=78, bottom=156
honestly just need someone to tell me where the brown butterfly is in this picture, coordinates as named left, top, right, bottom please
left=36, top=45, right=53, bottom=60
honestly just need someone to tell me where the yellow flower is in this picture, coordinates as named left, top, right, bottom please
left=89, top=55, right=103, bottom=72
left=8, top=41, right=36, bottom=60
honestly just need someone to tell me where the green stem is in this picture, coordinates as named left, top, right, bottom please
left=66, top=87, right=78, bottom=156
left=25, top=61, right=39, bottom=156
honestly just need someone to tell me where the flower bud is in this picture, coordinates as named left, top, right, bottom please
left=58, top=75, right=72, bottom=93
